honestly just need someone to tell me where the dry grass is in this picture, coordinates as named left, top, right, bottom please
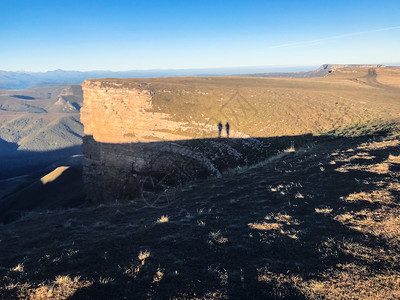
left=336, top=161, right=390, bottom=174
left=338, top=240, right=398, bottom=263
left=124, top=250, right=151, bottom=279
left=156, top=215, right=169, bottom=223
left=295, top=192, right=304, bottom=199
left=138, top=250, right=150, bottom=262
left=388, top=154, right=400, bottom=164
left=388, top=181, right=400, bottom=191
left=258, top=265, right=400, bottom=300
left=357, top=139, right=400, bottom=151
left=333, top=136, right=400, bottom=176
left=367, top=162, right=390, bottom=174
left=349, top=152, right=375, bottom=160
left=303, top=270, right=400, bottom=300
left=335, top=209, right=400, bottom=242
left=152, top=269, right=164, bottom=283
left=284, top=142, right=296, bottom=153
left=25, top=276, right=92, bottom=300
left=10, top=263, right=24, bottom=273
left=249, top=213, right=301, bottom=240
left=345, top=189, right=393, bottom=203
left=208, top=231, right=228, bottom=244
left=249, top=213, right=299, bottom=231
left=248, top=222, right=281, bottom=231
left=99, top=277, right=114, bottom=284
left=315, top=207, right=333, bottom=214
left=267, top=213, right=299, bottom=226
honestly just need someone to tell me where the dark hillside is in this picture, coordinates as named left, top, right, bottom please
left=1, top=123, right=400, bottom=298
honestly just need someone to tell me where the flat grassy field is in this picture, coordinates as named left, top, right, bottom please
left=92, top=66, right=400, bottom=140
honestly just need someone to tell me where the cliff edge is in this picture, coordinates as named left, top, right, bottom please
left=81, top=70, right=400, bottom=202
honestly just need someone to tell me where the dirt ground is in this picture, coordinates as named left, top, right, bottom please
left=1, top=128, right=400, bottom=299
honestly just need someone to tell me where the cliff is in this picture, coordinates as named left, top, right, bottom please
left=81, top=78, right=269, bottom=202
left=80, top=78, right=262, bottom=143
left=81, top=70, right=400, bottom=202
left=81, top=135, right=281, bottom=202
left=80, top=78, right=312, bottom=202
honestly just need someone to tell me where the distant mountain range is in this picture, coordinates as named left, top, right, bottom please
left=0, top=66, right=320, bottom=89
left=3, top=64, right=396, bottom=90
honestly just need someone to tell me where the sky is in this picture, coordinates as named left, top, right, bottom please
left=1, top=0, right=400, bottom=72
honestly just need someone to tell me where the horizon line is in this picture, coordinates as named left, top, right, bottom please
left=2, top=62, right=400, bottom=73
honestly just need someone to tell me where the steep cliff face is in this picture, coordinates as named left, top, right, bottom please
left=81, top=78, right=269, bottom=202
left=81, top=81, right=189, bottom=143
left=82, top=135, right=280, bottom=202
left=81, top=78, right=259, bottom=143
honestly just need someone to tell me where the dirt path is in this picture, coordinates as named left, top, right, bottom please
left=362, top=68, right=400, bottom=92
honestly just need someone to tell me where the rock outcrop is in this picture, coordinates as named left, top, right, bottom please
left=82, top=135, right=276, bottom=202
left=81, top=78, right=277, bottom=202
left=47, top=96, right=79, bottom=113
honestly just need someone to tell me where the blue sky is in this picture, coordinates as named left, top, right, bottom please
left=1, top=0, right=399, bottom=71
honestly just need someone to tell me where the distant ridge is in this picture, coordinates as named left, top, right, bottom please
left=0, top=66, right=315, bottom=89
left=0, top=64, right=389, bottom=89
left=241, top=64, right=386, bottom=78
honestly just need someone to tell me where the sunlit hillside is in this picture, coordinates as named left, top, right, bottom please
left=89, top=66, right=400, bottom=141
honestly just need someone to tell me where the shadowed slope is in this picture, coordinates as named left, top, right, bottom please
left=1, top=127, right=400, bottom=299
left=0, top=155, right=85, bottom=223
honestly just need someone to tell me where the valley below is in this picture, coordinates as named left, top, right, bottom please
left=0, top=85, right=85, bottom=223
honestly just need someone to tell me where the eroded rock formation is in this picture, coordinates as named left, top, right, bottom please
left=82, top=135, right=276, bottom=202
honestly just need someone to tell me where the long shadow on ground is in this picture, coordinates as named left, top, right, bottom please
left=1, top=131, right=400, bottom=299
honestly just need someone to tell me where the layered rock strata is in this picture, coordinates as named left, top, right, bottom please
left=81, top=78, right=267, bottom=202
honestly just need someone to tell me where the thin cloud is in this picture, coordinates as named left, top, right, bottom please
left=268, top=26, right=400, bottom=49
